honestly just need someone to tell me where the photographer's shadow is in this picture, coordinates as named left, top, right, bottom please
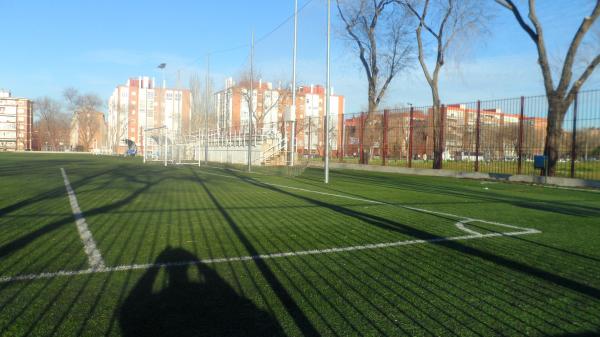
left=119, top=247, right=285, bottom=337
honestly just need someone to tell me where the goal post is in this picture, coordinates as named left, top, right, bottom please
left=143, top=126, right=167, bottom=165
left=143, top=126, right=202, bottom=166
left=145, top=121, right=311, bottom=177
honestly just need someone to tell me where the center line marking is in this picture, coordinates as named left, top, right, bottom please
left=61, top=168, right=105, bottom=270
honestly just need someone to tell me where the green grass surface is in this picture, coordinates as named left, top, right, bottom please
left=1, top=153, right=600, bottom=336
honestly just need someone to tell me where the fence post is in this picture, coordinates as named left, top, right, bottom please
left=440, top=104, right=445, bottom=169
left=142, top=129, right=146, bottom=164
left=308, top=116, right=312, bottom=158
left=475, top=100, right=481, bottom=172
left=570, top=93, right=578, bottom=178
left=382, top=109, right=389, bottom=166
left=164, top=128, right=168, bottom=167
left=408, top=106, right=414, bottom=168
left=359, top=112, right=365, bottom=164
left=340, top=114, right=345, bottom=162
left=517, top=96, right=524, bottom=175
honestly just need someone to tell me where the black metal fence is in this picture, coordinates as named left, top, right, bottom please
left=208, top=90, right=600, bottom=181
left=293, top=90, right=600, bottom=181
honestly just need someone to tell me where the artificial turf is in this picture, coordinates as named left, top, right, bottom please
left=1, top=153, right=599, bottom=336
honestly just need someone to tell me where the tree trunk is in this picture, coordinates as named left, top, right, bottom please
left=362, top=96, right=378, bottom=165
left=544, top=96, right=567, bottom=176
left=431, top=88, right=442, bottom=169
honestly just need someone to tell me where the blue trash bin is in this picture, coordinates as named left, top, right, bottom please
left=533, top=155, right=547, bottom=170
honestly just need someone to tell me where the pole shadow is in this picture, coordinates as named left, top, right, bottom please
left=119, top=247, right=285, bottom=337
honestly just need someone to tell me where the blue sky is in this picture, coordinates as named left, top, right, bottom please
left=0, top=0, right=598, bottom=114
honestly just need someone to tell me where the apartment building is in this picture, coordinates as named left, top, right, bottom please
left=214, top=78, right=345, bottom=155
left=342, top=104, right=549, bottom=161
left=342, top=111, right=429, bottom=160
left=108, top=77, right=192, bottom=154
left=443, top=104, right=547, bottom=159
left=69, top=110, right=108, bottom=152
left=214, top=78, right=283, bottom=132
left=0, top=90, right=33, bottom=151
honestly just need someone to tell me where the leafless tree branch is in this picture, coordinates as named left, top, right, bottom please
left=497, top=0, right=600, bottom=175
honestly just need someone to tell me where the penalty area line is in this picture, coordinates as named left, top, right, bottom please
left=0, top=228, right=539, bottom=284
left=61, top=168, right=105, bottom=270
left=193, top=167, right=540, bottom=234
left=262, top=182, right=540, bottom=234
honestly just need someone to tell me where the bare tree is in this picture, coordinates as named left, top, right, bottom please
left=337, top=0, right=413, bottom=163
left=64, top=88, right=104, bottom=151
left=496, top=0, right=600, bottom=175
left=189, top=73, right=218, bottom=132
left=400, top=0, right=488, bottom=169
left=237, top=71, right=290, bottom=132
left=190, top=72, right=203, bottom=132
left=33, top=97, right=70, bottom=150
left=74, top=111, right=101, bottom=151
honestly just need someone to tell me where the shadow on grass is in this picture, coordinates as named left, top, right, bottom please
left=222, top=170, right=600, bottom=301
left=294, top=170, right=600, bottom=264
left=119, top=247, right=284, bottom=337
left=549, top=331, right=600, bottom=337
left=0, top=173, right=160, bottom=260
left=193, top=169, right=321, bottom=337
left=0, top=166, right=122, bottom=217
left=323, top=170, right=600, bottom=217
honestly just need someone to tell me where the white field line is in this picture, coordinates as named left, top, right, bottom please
left=455, top=220, right=484, bottom=236
left=60, top=168, right=105, bottom=270
left=261, top=182, right=541, bottom=234
left=0, top=228, right=539, bottom=284
left=197, top=170, right=241, bottom=179
left=0, top=168, right=542, bottom=284
left=193, top=169, right=540, bottom=235
left=541, top=184, right=600, bottom=193
left=206, top=165, right=264, bottom=175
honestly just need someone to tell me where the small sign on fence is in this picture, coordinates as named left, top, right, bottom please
left=533, top=155, right=547, bottom=170
left=534, top=155, right=549, bottom=179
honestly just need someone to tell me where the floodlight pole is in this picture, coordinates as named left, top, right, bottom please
left=324, top=0, right=331, bottom=184
left=289, top=0, right=298, bottom=167
left=205, top=54, right=210, bottom=166
left=142, top=91, right=146, bottom=164
left=247, top=31, right=254, bottom=172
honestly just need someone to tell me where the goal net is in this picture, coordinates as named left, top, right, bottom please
left=143, top=127, right=202, bottom=166
left=142, top=119, right=324, bottom=178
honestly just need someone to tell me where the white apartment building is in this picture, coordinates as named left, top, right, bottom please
left=108, top=77, right=192, bottom=154
left=214, top=78, right=345, bottom=155
left=0, top=90, right=32, bottom=151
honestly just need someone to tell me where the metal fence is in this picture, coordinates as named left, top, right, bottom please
left=152, top=90, right=600, bottom=181
left=302, top=90, right=600, bottom=181
left=264, top=90, right=600, bottom=180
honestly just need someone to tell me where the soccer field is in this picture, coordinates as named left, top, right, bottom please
left=1, top=153, right=599, bottom=337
